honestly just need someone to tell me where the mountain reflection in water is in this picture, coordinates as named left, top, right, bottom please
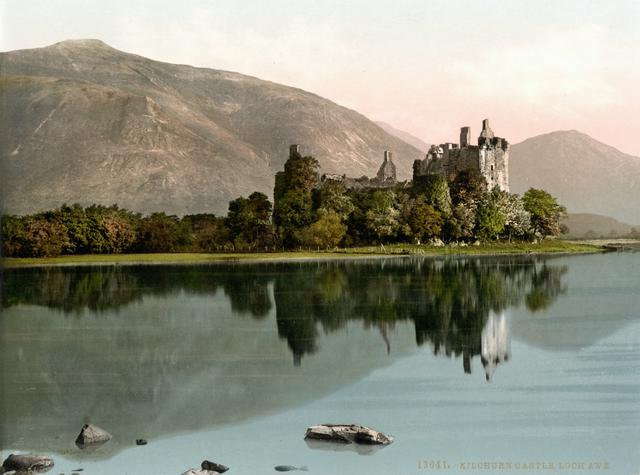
left=0, top=256, right=567, bottom=456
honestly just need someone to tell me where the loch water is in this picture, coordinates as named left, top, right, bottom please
left=1, top=252, right=639, bottom=475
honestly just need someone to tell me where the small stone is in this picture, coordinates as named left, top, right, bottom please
left=136, top=439, right=148, bottom=446
left=1, top=453, right=55, bottom=473
left=75, top=423, right=112, bottom=447
left=201, top=460, right=228, bottom=473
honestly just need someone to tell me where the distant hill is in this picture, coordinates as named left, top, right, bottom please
left=510, top=130, right=640, bottom=224
left=375, top=121, right=430, bottom=152
left=561, top=213, right=636, bottom=239
left=0, top=39, right=422, bottom=216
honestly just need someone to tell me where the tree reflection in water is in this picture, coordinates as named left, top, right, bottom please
left=2, top=256, right=567, bottom=379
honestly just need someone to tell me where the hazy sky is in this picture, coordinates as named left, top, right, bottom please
left=2, top=0, right=639, bottom=155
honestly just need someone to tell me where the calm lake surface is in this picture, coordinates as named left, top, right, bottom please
left=1, top=253, right=639, bottom=475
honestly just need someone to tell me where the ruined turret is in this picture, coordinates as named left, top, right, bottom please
left=478, top=119, right=495, bottom=146
left=460, top=126, right=471, bottom=148
left=376, top=150, right=397, bottom=183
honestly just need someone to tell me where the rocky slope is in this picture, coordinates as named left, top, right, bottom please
left=510, top=130, right=640, bottom=224
left=0, top=39, right=422, bottom=215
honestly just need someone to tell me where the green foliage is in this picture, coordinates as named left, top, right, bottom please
left=413, top=174, right=452, bottom=214
left=183, top=213, right=231, bottom=251
left=407, top=202, right=443, bottom=244
left=134, top=213, right=192, bottom=253
left=283, top=155, right=320, bottom=194
left=364, top=190, right=400, bottom=243
left=449, top=169, right=488, bottom=206
left=444, top=203, right=477, bottom=242
left=476, top=191, right=507, bottom=240
left=273, top=154, right=320, bottom=245
left=313, top=180, right=355, bottom=221
left=23, top=218, right=72, bottom=257
left=227, top=192, right=276, bottom=250
left=297, top=211, right=347, bottom=249
left=1, top=215, right=28, bottom=257
left=522, top=188, right=566, bottom=238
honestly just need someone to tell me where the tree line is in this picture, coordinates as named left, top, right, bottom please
left=1, top=150, right=566, bottom=257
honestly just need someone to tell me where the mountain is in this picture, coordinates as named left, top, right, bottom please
left=510, top=130, right=640, bottom=224
left=562, top=213, right=635, bottom=238
left=375, top=121, right=430, bottom=152
left=0, top=39, right=422, bottom=216
left=560, top=213, right=636, bottom=239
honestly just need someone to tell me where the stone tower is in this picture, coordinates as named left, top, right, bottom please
left=413, top=119, right=510, bottom=192
left=376, top=150, right=397, bottom=183
left=460, top=126, right=471, bottom=148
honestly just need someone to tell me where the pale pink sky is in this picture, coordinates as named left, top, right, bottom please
left=2, top=0, right=639, bottom=155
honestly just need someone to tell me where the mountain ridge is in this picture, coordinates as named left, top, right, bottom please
left=509, top=130, right=640, bottom=223
left=0, top=39, right=422, bottom=215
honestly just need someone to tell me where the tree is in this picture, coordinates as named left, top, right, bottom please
left=413, top=174, right=452, bottom=214
left=227, top=193, right=276, bottom=250
left=522, top=188, right=566, bottom=238
left=444, top=203, right=477, bottom=242
left=476, top=192, right=507, bottom=240
left=408, top=203, right=443, bottom=244
left=297, top=211, right=347, bottom=249
left=501, top=193, right=532, bottom=240
left=1, top=215, right=28, bottom=257
left=449, top=169, right=488, bottom=206
left=273, top=153, right=320, bottom=248
left=134, top=213, right=191, bottom=252
left=23, top=218, right=72, bottom=257
left=313, top=180, right=355, bottom=221
left=364, top=190, right=400, bottom=244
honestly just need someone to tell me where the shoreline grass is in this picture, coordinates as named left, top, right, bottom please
left=0, top=240, right=605, bottom=268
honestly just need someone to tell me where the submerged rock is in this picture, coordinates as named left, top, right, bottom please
left=75, top=424, right=112, bottom=448
left=201, top=461, right=228, bottom=473
left=274, top=465, right=308, bottom=472
left=304, top=424, right=393, bottom=445
left=181, top=469, right=221, bottom=475
left=1, top=454, right=54, bottom=473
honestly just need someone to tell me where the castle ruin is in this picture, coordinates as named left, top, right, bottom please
left=413, top=119, right=510, bottom=192
left=320, top=149, right=399, bottom=189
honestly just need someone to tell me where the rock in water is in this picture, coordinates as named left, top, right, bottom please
left=75, top=424, right=112, bottom=448
left=181, top=469, right=221, bottom=475
left=274, top=465, right=308, bottom=471
left=201, top=460, right=229, bottom=473
left=1, top=454, right=54, bottom=473
left=304, top=424, right=393, bottom=445
left=136, top=439, right=148, bottom=446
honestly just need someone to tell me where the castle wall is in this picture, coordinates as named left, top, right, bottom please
left=414, top=120, right=510, bottom=192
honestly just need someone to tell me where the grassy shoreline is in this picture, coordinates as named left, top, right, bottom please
left=0, top=240, right=605, bottom=268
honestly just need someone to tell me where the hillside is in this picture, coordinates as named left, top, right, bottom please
left=561, top=213, right=636, bottom=239
left=0, top=39, right=422, bottom=216
left=375, top=121, right=430, bottom=152
left=510, top=130, right=640, bottom=224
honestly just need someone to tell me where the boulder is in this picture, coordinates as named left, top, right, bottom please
left=201, top=460, right=228, bottom=473
left=1, top=454, right=54, bottom=473
left=75, top=424, right=112, bottom=447
left=304, top=424, right=393, bottom=445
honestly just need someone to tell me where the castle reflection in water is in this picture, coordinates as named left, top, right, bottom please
left=2, top=255, right=566, bottom=381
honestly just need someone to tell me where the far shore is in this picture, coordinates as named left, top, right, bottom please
left=0, top=240, right=621, bottom=269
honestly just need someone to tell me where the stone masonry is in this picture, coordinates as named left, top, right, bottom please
left=413, top=119, right=510, bottom=192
